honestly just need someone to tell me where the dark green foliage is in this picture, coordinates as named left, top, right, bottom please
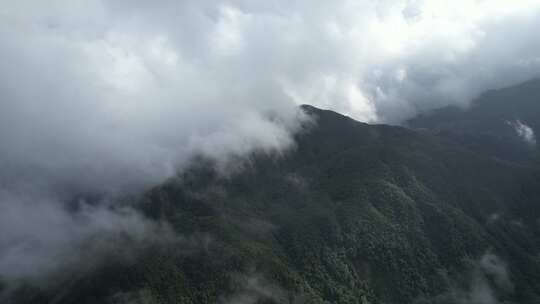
left=5, top=81, right=540, bottom=303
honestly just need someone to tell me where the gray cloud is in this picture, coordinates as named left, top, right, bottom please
left=1, top=0, right=540, bottom=284
left=0, top=189, right=176, bottom=284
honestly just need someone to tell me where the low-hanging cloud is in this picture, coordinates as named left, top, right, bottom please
left=1, top=0, right=540, bottom=285
left=219, top=273, right=287, bottom=304
left=507, top=120, right=537, bottom=145
left=415, top=252, right=514, bottom=304
left=0, top=189, right=176, bottom=284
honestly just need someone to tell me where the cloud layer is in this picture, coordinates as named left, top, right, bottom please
left=2, top=0, right=540, bottom=191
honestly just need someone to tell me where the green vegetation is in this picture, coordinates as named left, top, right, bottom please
left=5, top=80, right=540, bottom=303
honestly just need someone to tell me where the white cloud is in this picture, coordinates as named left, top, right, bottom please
left=507, top=120, right=537, bottom=145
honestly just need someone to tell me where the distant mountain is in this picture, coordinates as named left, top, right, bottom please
left=4, top=81, right=540, bottom=304
left=409, top=78, right=540, bottom=166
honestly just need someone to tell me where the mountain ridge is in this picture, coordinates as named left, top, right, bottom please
left=4, top=81, right=540, bottom=304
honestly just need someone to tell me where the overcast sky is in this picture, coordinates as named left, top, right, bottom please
left=1, top=0, right=540, bottom=282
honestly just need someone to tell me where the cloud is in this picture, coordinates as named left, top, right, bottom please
left=219, top=273, right=286, bottom=304
left=272, top=0, right=540, bottom=123
left=0, top=189, right=175, bottom=284
left=108, top=289, right=158, bottom=304
left=1, top=1, right=309, bottom=281
left=1, top=1, right=540, bottom=189
left=479, top=253, right=513, bottom=293
left=415, top=252, right=513, bottom=304
left=0, top=3, right=306, bottom=192
left=507, top=120, right=537, bottom=145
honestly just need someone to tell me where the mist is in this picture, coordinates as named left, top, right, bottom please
left=0, top=189, right=176, bottom=284
left=507, top=120, right=537, bottom=145
left=415, top=252, right=514, bottom=304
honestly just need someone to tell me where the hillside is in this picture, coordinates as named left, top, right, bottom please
left=409, top=79, right=540, bottom=166
left=4, top=83, right=540, bottom=304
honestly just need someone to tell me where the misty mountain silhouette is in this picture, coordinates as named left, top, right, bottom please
left=5, top=81, right=540, bottom=304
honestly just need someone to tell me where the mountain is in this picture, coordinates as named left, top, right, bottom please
left=4, top=81, right=540, bottom=304
left=409, top=79, right=540, bottom=166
